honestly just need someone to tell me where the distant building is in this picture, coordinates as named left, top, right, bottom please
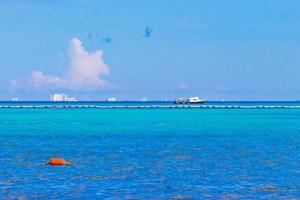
left=50, top=94, right=77, bottom=102
left=107, top=97, right=117, bottom=102
left=66, top=97, right=77, bottom=101
left=140, top=97, right=147, bottom=101
left=51, top=94, right=65, bottom=101
left=12, top=97, right=18, bottom=101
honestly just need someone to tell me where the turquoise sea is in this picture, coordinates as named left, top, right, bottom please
left=1, top=101, right=300, bottom=199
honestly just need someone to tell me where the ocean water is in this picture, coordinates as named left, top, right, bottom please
left=1, top=102, right=300, bottom=199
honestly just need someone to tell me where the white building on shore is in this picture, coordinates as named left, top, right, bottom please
left=107, top=97, right=117, bottom=102
left=140, top=97, right=147, bottom=101
left=50, top=94, right=77, bottom=102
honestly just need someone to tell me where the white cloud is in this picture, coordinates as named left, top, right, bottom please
left=216, top=85, right=228, bottom=92
left=10, top=79, right=19, bottom=89
left=66, top=38, right=109, bottom=89
left=31, top=71, right=64, bottom=89
left=13, top=38, right=111, bottom=91
left=178, top=83, right=189, bottom=89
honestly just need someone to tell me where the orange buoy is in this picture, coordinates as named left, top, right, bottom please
left=46, top=158, right=71, bottom=166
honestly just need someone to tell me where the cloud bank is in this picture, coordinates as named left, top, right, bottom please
left=14, top=38, right=110, bottom=91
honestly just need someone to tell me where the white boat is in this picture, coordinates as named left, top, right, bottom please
left=174, top=97, right=205, bottom=104
left=187, top=97, right=205, bottom=104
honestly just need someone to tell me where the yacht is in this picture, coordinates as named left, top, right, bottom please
left=188, top=97, right=205, bottom=104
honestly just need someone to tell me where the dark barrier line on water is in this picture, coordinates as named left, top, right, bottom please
left=0, top=105, right=300, bottom=109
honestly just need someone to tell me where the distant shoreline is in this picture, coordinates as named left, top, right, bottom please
left=1, top=104, right=300, bottom=109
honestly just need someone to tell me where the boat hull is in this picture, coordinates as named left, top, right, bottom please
left=174, top=100, right=205, bottom=104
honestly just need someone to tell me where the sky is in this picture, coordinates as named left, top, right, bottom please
left=1, top=0, right=300, bottom=100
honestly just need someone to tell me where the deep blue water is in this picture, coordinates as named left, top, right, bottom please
left=1, top=102, right=300, bottom=199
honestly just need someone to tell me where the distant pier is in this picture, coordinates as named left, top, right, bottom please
left=0, top=105, right=300, bottom=109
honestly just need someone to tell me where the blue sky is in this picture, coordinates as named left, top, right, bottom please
left=1, top=0, right=300, bottom=100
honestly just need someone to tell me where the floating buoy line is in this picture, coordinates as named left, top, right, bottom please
left=0, top=105, right=300, bottom=109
